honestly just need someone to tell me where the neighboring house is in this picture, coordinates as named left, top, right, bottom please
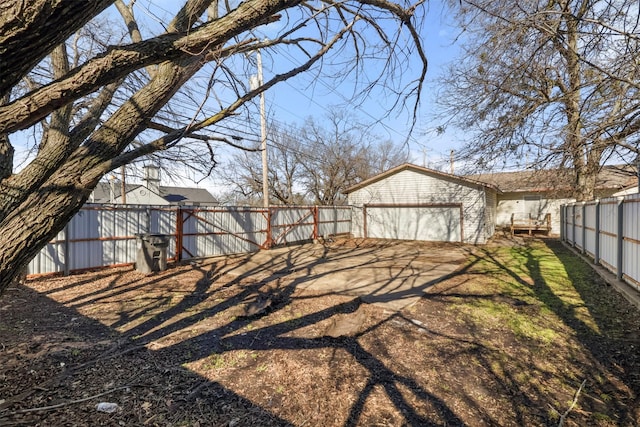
left=90, top=166, right=218, bottom=207
left=468, top=165, right=637, bottom=235
left=613, top=183, right=640, bottom=197
left=345, top=163, right=500, bottom=244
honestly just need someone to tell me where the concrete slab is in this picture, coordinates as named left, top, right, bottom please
left=216, top=241, right=470, bottom=311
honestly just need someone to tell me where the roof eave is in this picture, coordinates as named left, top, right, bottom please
left=344, top=163, right=500, bottom=194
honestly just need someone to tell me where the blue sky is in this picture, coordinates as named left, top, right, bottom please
left=12, top=0, right=466, bottom=195
left=131, top=0, right=468, bottom=193
left=255, top=0, right=464, bottom=168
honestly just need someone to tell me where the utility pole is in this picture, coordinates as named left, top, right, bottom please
left=120, top=165, right=126, bottom=204
left=256, top=45, right=269, bottom=208
left=637, top=155, right=640, bottom=194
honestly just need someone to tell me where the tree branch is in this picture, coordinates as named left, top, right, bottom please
left=0, top=0, right=289, bottom=134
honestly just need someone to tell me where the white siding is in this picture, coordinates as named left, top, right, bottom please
left=117, top=187, right=168, bottom=205
left=348, top=168, right=492, bottom=243
left=484, top=189, right=498, bottom=239
left=495, top=193, right=574, bottom=235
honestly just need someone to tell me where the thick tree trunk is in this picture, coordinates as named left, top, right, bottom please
left=574, top=162, right=597, bottom=201
left=0, top=0, right=301, bottom=293
left=0, top=134, right=12, bottom=181
left=0, top=0, right=114, bottom=99
left=560, top=11, right=600, bottom=202
left=0, top=52, right=203, bottom=294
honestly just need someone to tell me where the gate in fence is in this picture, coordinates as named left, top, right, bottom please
left=28, top=204, right=352, bottom=276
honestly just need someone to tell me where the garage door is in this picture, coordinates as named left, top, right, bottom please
left=364, top=204, right=462, bottom=242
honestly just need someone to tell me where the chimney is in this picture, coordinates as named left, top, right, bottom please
left=143, top=165, right=161, bottom=195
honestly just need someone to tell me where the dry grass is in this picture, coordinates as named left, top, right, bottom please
left=0, top=238, right=639, bottom=426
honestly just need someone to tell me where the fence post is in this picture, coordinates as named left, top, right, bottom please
left=581, top=203, right=586, bottom=254
left=313, top=205, right=319, bottom=241
left=594, top=200, right=600, bottom=265
left=616, top=198, right=624, bottom=281
left=265, top=207, right=273, bottom=249
left=175, top=207, right=183, bottom=262
left=571, top=204, right=576, bottom=247
left=560, top=205, right=565, bottom=241
left=63, top=222, right=70, bottom=276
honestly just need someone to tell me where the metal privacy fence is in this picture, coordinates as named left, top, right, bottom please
left=28, top=204, right=352, bottom=276
left=561, top=193, right=640, bottom=292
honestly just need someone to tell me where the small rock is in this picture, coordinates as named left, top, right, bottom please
left=96, top=402, right=119, bottom=413
left=325, top=310, right=367, bottom=338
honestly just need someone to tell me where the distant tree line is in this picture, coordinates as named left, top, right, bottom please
left=218, top=111, right=409, bottom=206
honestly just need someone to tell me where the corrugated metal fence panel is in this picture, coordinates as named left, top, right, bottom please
left=181, top=209, right=212, bottom=258
left=318, top=206, right=351, bottom=237
left=214, top=208, right=267, bottom=255
left=28, top=229, right=66, bottom=275
left=28, top=205, right=177, bottom=275
left=68, top=206, right=155, bottom=270
left=182, top=208, right=267, bottom=258
left=584, top=202, right=597, bottom=257
left=271, top=207, right=315, bottom=245
left=622, top=195, right=640, bottom=291
left=598, top=199, right=619, bottom=275
left=68, top=208, right=104, bottom=271
left=574, top=203, right=584, bottom=250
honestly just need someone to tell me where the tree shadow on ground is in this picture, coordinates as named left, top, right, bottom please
left=1, top=240, right=474, bottom=426
left=8, top=237, right=634, bottom=425
left=473, top=237, right=640, bottom=425
left=0, top=285, right=295, bottom=426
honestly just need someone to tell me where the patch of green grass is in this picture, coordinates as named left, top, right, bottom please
left=599, top=392, right=612, bottom=403
left=593, top=412, right=613, bottom=422
left=469, top=241, right=601, bottom=337
left=507, top=313, right=558, bottom=345
left=459, top=298, right=558, bottom=345
left=203, top=353, right=232, bottom=370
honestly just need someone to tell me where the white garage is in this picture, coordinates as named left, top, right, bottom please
left=346, top=164, right=499, bottom=244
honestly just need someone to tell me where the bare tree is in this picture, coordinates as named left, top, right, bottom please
left=299, top=111, right=409, bottom=205
left=220, top=112, right=408, bottom=205
left=220, top=122, right=305, bottom=205
left=438, top=0, right=640, bottom=200
left=0, top=0, right=427, bottom=293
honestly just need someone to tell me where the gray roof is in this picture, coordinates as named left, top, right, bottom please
left=91, top=182, right=218, bottom=205
left=159, top=186, right=218, bottom=205
left=467, top=165, right=637, bottom=194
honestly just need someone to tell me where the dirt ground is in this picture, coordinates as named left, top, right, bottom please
left=1, top=237, right=639, bottom=426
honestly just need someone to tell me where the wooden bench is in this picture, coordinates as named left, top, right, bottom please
left=510, top=213, right=551, bottom=236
